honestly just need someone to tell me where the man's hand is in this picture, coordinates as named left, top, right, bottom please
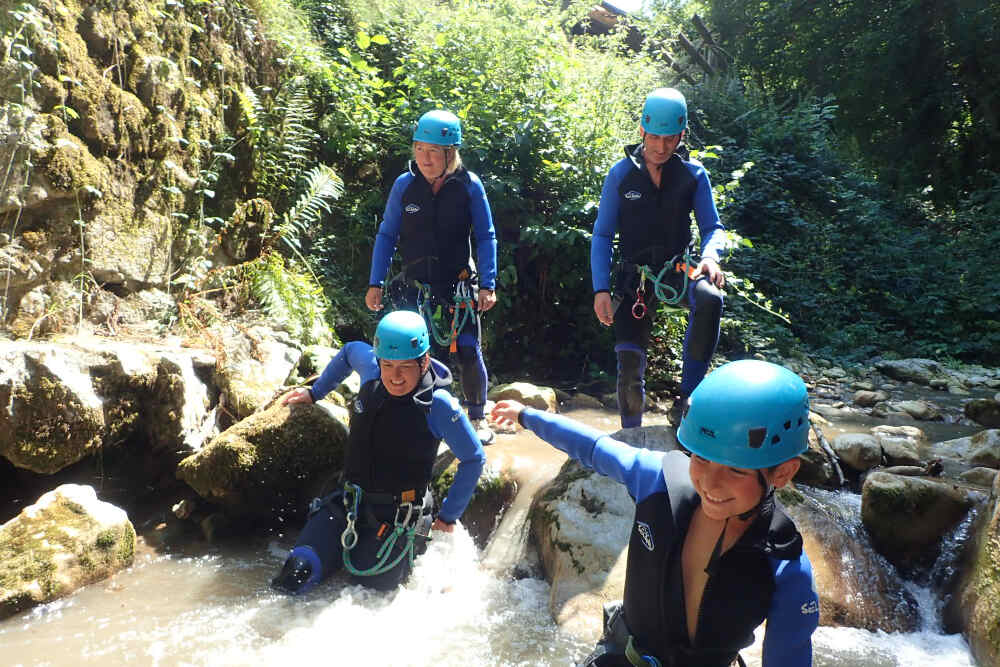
left=432, top=518, right=455, bottom=533
left=697, top=258, right=725, bottom=289
left=282, top=387, right=314, bottom=405
left=491, top=399, right=525, bottom=428
left=478, top=288, right=497, bottom=312
left=593, top=292, right=614, bottom=326
left=365, top=286, right=384, bottom=311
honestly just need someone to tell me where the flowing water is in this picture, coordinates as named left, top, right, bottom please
left=0, top=404, right=985, bottom=666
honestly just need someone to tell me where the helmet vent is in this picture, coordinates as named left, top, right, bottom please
left=771, top=435, right=781, bottom=444
left=748, top=427, right=766, bottom=449
left=783, top=420, right=791, bottom=430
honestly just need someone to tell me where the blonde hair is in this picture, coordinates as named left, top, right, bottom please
left=412, top=143, right=463, bottom=177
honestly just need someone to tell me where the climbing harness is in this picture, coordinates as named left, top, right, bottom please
left=340, top=482, right=421, bottom=577
left=630, top=250, right=701, bottom=319
left=414, top=270, right=478, bottom=353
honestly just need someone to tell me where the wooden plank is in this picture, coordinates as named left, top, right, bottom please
left=692, top=14, right=716, bottom=46
left=676, top=31, right=715, bottom=76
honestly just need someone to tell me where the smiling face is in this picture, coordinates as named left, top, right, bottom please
left=379, top=355, right=428, bottom=397
left=688, top=454, right=766, bottom=521
left=639, top=127, right=683, bottom=166
left=413, top=141, right=448, bottom=183
left=687, top=454, right=801, bottom=521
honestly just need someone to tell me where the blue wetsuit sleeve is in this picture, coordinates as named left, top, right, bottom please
left=309, top=342, right=380, bottom=400
left=467, top=173, right=497, bottom=290
left=591, top=162, right=626, bottom=293
left=428, top=390, right=486, bottom=522
left=519, top=407, right=667, bottom=502
left=687, top=162, right=726, bottom=263
left=761, top=553, right=820, bottom=667
left=369, top=173, right=411, bottom=287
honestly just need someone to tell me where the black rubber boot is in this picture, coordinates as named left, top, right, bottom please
left=270, top=556, right=314, bottom=594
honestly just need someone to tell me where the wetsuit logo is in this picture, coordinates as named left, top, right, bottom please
left=353, top=398, right=364, bottom=414
left=405, top=204, right=421, bottom=213
left=801, top=600, right=819, bottom=615
left=636, top=521, right=655, bottom=551
left=624, top=190, right=642, bottom=201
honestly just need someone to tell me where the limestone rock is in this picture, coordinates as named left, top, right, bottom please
left=176, top=401, right=348, bottom=522
left=965, top=399, right=1000, bottom=429
left=934, top=430, right=1000, bottom=467
left=489, top=382, right=558, bottom=412
left=959, top=467, right=998, bottom=487
left=212, top=324, right=302, bottom=420
left=892, top=399, right=942, bottom=421
left=876, top=359, right=944, bottom=386
left=861, top=472, right=976, bottom=572
left=853, top=390, right=890, bottom=407
left=0, top=484, right=135, bottom=620
left=832, top=433, right=882, bottom=472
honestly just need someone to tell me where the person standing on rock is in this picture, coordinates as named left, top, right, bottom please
left=272, top=310, right=485, bottom=593
left=591, top=87, right=727, bottom=429
left=365, top=109, right=498, bottom=446
left=492, top=360, right=819, bottom=666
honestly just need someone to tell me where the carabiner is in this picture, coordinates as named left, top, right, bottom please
left=341, top=511, right=359, bottom=550
left=632, top=287, right=647, bottom=319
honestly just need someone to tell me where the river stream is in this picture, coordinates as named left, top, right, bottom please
left=0, top=398, right=987, bottom=666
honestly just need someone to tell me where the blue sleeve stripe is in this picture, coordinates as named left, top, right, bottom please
left=761, top=553, right=819, bottom=667
left=429, top=391, right=486, bottom=522
left=591, top=160, right=628, bottom=292
left=466, top=173, right=497, bottom=289
left=369, top=174, right=412, bottom=286
left=685, top=161, right=726, bottom=262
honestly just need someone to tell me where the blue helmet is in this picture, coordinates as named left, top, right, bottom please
left=677, top=360, right=810, bottom=469
left=413, top=110, right=462, bottom=146
left=373, top=311, right=430, bottom=360
left=641, top=88, right=687, bottom=136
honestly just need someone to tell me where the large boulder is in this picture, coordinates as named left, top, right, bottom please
left=832, top=433, right=882, bottom=472
left=876, top=359, right=945, bottom=386
left=861, top=471, right=978, bottom=572
left=965, top=399, right=1000, bottom=429
left=0, top=484, right=135, bottom=620
left=946, top=474, right=1000, bottom=667
left=176, top=401, right=349, bottom=522
left=488, top=382, right=558, bottom=412
left=933, top=430, right=1000, bottom=468
left=0, top=338, right=218, bottom=474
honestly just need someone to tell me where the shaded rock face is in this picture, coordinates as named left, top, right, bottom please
left=783, top=489, right=919, bottom=632
left=861, top=471, right=978, bottom=574
left=0, top=0, right=274, bottom=333
left=946, top=476, right=1000, bottom=667
left=0, top=338, right=217, bottom=474
left=0, top=484, right=135, bottom=620
left=176, top=401, right=349, bottom=522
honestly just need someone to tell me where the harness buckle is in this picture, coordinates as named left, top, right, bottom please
left=394, top=502, right=415, bottom=528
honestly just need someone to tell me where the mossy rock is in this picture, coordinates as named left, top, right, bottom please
left=176, top=402, right=348, bottom=523
left=0, top=484, right=135, bottom=621
left=432, top=461, right=516, bottom=549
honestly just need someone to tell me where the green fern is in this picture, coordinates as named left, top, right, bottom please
left=277, top=164, right=343, bottom=252
left=245, top=251, right=331, bottom=344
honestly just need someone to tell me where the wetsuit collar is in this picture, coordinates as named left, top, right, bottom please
left=409, top=357, right=453, bottom=408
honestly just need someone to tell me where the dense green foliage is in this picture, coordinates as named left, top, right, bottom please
left=707, top=0, right=1000, bottom=203
left=239, top=0, right=1000, bottom=382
